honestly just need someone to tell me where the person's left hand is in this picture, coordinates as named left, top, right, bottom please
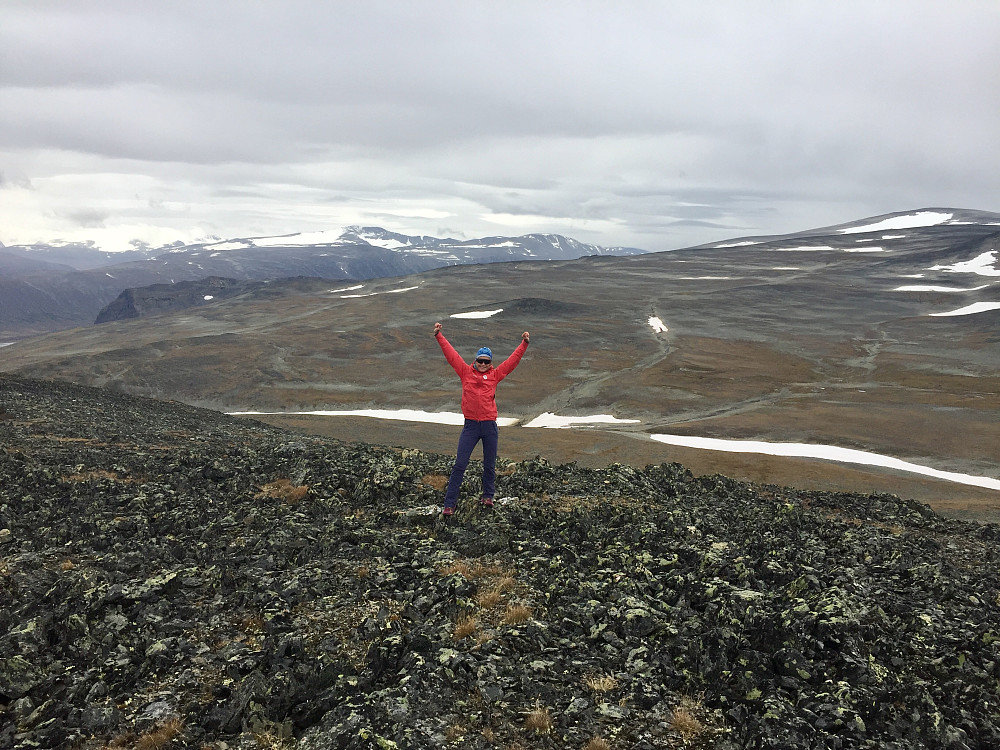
left=522, top=331, right=530, bottom=343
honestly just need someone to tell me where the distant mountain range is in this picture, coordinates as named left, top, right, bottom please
left=0, top=227, right=642, bottom=337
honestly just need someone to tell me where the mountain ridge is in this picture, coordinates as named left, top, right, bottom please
left=0, top=227, right=641, bottom=338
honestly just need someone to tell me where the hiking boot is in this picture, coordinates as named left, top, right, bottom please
left=480, top=497, right=494, bottom=508
left=442, top=506, right=455, bottom=517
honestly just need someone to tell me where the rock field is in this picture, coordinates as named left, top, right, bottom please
left=1, top=373, right=999, bottom=749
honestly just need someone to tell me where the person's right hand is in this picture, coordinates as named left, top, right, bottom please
left=433, top=322, right=442, bottom=335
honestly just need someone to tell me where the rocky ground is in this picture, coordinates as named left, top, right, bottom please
left=2, top=373, right=999, bottom=749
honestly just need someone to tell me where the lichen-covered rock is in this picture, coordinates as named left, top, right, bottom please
left=1, top=372, right=999, bottom=749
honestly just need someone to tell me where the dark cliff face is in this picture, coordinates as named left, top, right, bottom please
left=1, top=373, right=999, bottom=749
left=93, top=287, right=140, bottom=322
left=94, top=277, right=252, bottom=323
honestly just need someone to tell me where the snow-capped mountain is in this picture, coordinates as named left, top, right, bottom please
left=167, top=226, right=640, bottom=263
left=0, top=228, right=642, bottom=337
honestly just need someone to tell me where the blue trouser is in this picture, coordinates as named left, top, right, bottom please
left=444, top=419, right=499, bottom=509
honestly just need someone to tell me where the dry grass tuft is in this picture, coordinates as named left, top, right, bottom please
left=63, top=469, right=122, bottom=483
left=476, top=587, right=504, bottom=609
left=135, top=717, right=183, bottom=750
left=493, top=575, right=516, bottom=592
left=440, top=558, right=505, bottom=580
left=583, top=738, right=612, bottom=750
left=441, top=559, right=473, bottom=578
left=524, top=704, right=554, bottom=733
left=670, top=696, right=705, bottom=739
left=60, top=558, right=76, bottom=571
left=453, top=614, right=479, bottom=640
left=584, top=674, right=619, bottom=692
left=421, top=472, right=448, bottom=490
left=503, top=603, right=533, bottom=624
left=255, top=479, right=309, bottom=504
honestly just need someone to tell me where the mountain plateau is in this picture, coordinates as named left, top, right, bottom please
left=3, top=209, right=998, bottom=521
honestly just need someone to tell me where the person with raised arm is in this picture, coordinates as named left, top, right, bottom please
left=433, top=321, right=530, bottom=517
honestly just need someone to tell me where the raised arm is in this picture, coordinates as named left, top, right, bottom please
left=494, top=331, right=530, bottom=379
left=433, top=322, right=467, bottom=374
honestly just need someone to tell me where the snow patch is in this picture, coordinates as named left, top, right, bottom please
left=893, top=284, right=990, bottom=293
left=929, top=302, right=1000, bottom=317
left=648, top=316, right=668, bottom=333
left=839, top=211, right=953, bottom=234
left=327, top=284, right=364, bottom=293
left=714, top=240, right=761, bottom=248
left=203, top=295, right=214, bottom=301
left=451, top=309, right=504, bottom=319
left=523, top=413, right=640, bottom=429
left=650, top=434, right=1000, bottom=491
left=341, top=286, right=419, bottom=298
left=929, top=251, right=1000, bottom=277
left=252, top=230, right=345, bottom=247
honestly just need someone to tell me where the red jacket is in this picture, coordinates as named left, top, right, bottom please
left=436, top=332, right=528, bottom=421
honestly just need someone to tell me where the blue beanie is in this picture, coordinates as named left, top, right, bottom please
left=476, top=347, right=493, bottom=360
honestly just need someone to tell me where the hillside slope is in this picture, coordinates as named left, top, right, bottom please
left=1, top=374, right=998, bottom=749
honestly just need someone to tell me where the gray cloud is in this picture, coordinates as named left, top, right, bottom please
left=1, top=1, right=998, bottom=252
left=62, top=209, right=109, bottom=228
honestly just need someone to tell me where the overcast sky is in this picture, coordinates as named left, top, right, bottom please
left=2, top=1, right=998, bottom=253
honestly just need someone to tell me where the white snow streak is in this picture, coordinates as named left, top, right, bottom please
left=327, top=284, right=364, bottom=293
left=929, top=302, right=1000, bottom=317
left=893, top=284, right=990, bottom=292
left=929, top=251, right=1000, bottom=277
left=650, top=434, right=1000, bottom=491
left=713, top=240, right=761, bottom=248
left=839, top=211, right=953, bottom=234
left=451, top=309, right=504, bottom=319
left=341, top=286, right=419, bottom=298
left=523, top=413, right=640, bottom=429
left=648, top=316, right=668, bottom=333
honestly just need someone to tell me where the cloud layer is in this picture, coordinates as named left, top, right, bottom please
left=2, top=1, right=998, bottom=252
